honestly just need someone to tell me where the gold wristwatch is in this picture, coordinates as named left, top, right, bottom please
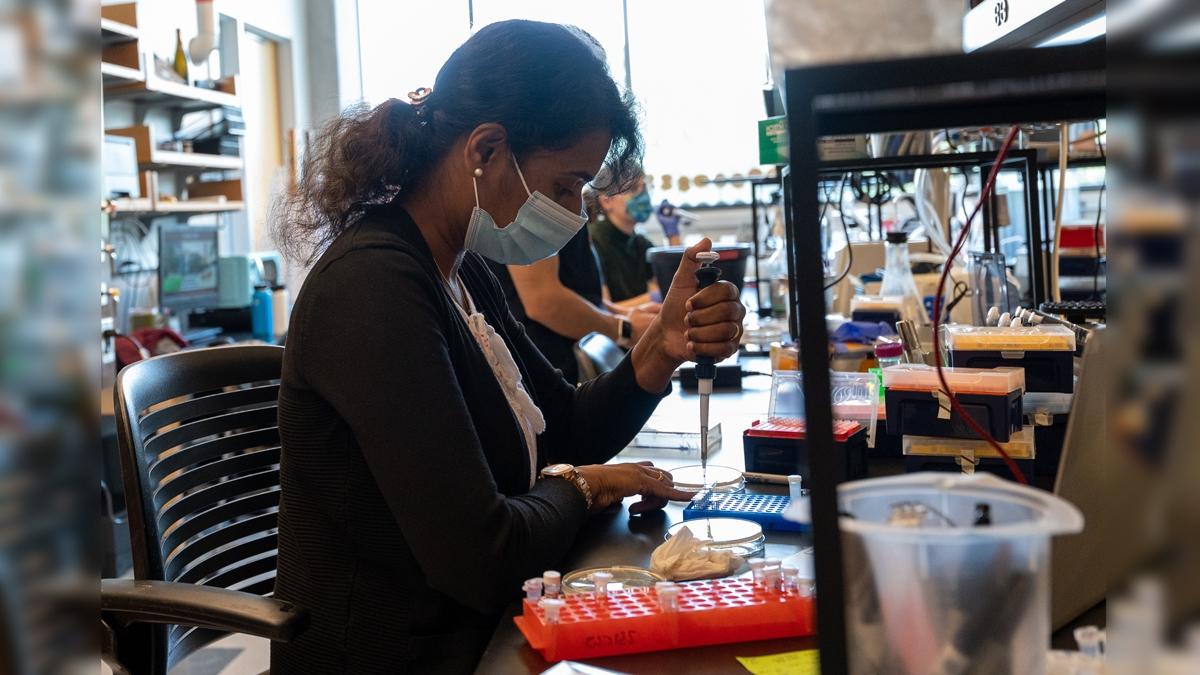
left=540, top=463, right=593, bottom=510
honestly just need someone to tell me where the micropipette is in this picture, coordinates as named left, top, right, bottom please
left=693, top=251, right=722, bottom=487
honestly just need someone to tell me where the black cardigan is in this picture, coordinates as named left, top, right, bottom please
left=271, top=202, right=667, bottom=673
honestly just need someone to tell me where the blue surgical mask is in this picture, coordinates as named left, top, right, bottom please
left=464, top=155, right=588, bottom=265
left=624, top=188, right=653, bottom=223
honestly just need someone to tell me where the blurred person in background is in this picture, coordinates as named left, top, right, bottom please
left=585, top=164, right=677, bottom=309
left=488, top=164, right=662, bottom=383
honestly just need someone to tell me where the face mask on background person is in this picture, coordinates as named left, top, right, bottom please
left=464, top=154, right=588, bottom=265
left=624, top=188, right=653, bottom=224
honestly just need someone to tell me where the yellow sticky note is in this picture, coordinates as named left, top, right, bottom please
left=735, top=649, right=819, bottom=675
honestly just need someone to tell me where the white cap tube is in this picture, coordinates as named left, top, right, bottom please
left=592, top=571, right=613, bottom=599
left=788, top=475, right=803, bottom=501
left=657, top=584, right=680, bottom=611
left=540, top=598, right=565, bottom=624
left=542, top=570, right=561, bottom=598
left=523, top=577, right=543, bottom=602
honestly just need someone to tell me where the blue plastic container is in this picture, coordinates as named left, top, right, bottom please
left=251, top=284, right=274, bottom=342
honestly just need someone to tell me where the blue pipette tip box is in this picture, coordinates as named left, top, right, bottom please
left=683, top=491, right=808, bottom=532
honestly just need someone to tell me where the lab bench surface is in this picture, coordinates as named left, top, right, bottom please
left=475, top=374, right=819, bottom=674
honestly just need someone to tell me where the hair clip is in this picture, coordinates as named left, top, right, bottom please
left=407, top=87, right=432, bottom=125
left=407, top=87, right=433, bottom=108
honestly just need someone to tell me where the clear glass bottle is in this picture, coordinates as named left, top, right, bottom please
left=764, top=239, right=789, bottom=320
left=879, top=231, right=929, bottom=325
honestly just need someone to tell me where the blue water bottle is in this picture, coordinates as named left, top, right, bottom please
left=251, top=284, right=274, bottom=342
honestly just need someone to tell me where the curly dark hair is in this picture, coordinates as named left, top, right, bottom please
left=273, top=20, right=643, bottom=265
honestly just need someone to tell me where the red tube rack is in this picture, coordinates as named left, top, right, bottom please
left=514, top=577, right=815, bottom=662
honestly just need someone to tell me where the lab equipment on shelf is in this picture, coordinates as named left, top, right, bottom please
left=742, top=418, right=868, bottom=483
left=850, top=294, right=904, bottom=325
left=903, top=425, right=1037, bottom=479
left=514, top=575, right=815, bottom=662
left=874, top=340, right=905, bottom=369
left=769, top=369, right=884, bottom=423
left=879, top=231, right=929, bottom=325
left=883, top=365, right=1025, bottom=441
left=943, top=324, right=1077, bottom=393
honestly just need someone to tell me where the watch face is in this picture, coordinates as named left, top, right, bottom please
left=543, top=463, right=573, bottom=477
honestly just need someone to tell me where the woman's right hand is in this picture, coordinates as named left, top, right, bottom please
left=576, top=462, right=692, bottom=514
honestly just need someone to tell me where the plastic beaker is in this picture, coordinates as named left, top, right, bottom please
left=837, top=472, right=1083, bottom=675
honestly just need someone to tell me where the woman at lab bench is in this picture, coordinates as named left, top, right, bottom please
left=270, top=20, right=744, bottom=674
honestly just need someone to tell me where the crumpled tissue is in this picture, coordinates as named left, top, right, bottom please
left=649, top=525, right=743, bottom=581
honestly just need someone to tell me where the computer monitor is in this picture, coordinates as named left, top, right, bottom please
left=158, top=225, right=220, bottom=317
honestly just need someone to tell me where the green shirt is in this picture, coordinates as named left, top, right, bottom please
left=587, top=217, right=655, bottom=303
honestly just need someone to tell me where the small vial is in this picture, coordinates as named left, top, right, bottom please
left=656, top=582, right=680, bottom=611
left=787, top=475, right=803, bottom=502
left=986, top=306, right=1000, bottom=325
left=540, top=597, right=565, bottom=624
left=749, top=559, right=766, bottom=587
left=591, top=571, right=613, bottom=600
left=542, top=570, right=562, bottom=599
left=764, top=558, right=783, bottom=592
left=781, top=565, right=800, bottom=594
left=998, top=312, right=1011, bottom=327
left=522, top=577, right=543, bottom=602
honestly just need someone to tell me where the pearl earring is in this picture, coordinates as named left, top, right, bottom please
left=473, top=168, right=483, bottom=178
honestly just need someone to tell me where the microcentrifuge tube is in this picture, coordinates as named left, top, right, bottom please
left=542, top=570, right=561, bottom=599
left=764, top=558, right=783, bottom=591
left=540, top=598, right=565, bottom=624
left=787, top=475, right=802, bottom=502
left=749, top=559, right=766, bottom=587
left=591, top=571, right=613, bottom=600
left=782, top=565, right=800, bottom=594
left=523, top=577, right=543, bottom=602
left=656, top=582, right=680, bottom=612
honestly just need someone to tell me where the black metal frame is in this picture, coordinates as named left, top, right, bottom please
left=784, top=43, right=1105, bottom=674
left=748, top=176, right=783, bottom=317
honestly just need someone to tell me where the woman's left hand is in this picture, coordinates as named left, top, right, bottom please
left=630, top=239, right=746, bottom=392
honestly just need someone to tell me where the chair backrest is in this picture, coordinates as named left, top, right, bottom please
left=113, top=345, right=284, bottom=670
left=574, top=332, right=625, bottom=383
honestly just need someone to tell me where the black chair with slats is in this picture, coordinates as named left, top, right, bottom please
left=101, top=345, right=307, bottom=675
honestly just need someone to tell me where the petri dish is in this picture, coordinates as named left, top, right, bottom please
left=562, top=566, right=665, bottom=595
left=666, top=517, right=766, bottom=557
left=668, top=464, right=745, bottom=496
